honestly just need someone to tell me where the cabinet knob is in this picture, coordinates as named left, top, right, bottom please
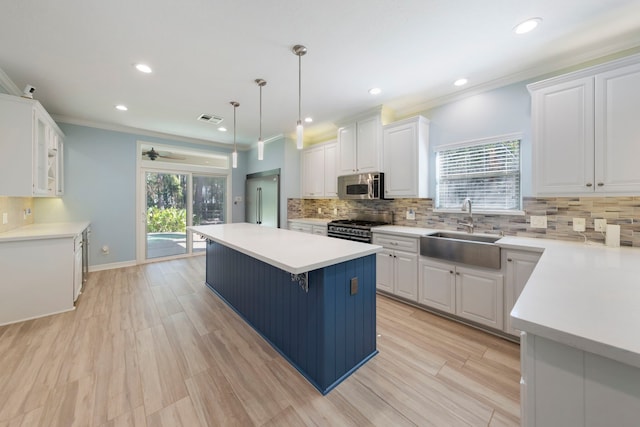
left=586, top=183, right=593, bottom=187
left=389, top=254, right=393, bottom=257
left=507, top=258, right=513, bottom=262
left=597, top=183, right=604, bottom=187
left=449, top=270, right=454, bottom=274
left=455, top=272, right=460, bottom=275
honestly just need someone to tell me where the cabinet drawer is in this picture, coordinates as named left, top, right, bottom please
left=372, top=234, right=418, bottom=252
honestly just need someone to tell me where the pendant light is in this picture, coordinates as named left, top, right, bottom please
left=292, top=44, right=307, bottom=150
left=255, top=79, right=267, bottom=161
left=230, top=101, right=239, bottom=168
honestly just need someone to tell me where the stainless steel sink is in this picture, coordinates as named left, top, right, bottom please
left=420, top=232, right=502, bottom=269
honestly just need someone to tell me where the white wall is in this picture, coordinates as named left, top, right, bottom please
left=34, top=123, right=241, bottom=267
left=422, top=82, right=533, bottom=196
left=246, top=136, right=300, bottom=227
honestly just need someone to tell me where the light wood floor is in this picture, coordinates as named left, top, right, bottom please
left=0, top=256, right=520, bottom=426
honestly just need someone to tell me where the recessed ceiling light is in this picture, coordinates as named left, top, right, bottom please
left=368, top=87, right=382, bottom=95
left=304, top=117, right=313, bottom=123
left=135, top=63, right=152, bottom=73
left=115, top=104, right=128, bottom=111
left=218, top=126, right=227, bottom=132
left=514, top=17, right=542, bottom=35
left=454, top=78, right=468, bottom=87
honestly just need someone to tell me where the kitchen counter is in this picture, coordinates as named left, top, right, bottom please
left=191, top=222, right=379, bottom=394
left=505, top=236, right=640, bottom=369
left=0, top=221, right=90, bottom=242
left=374, top=224, right=640, bottom=368
left=189, top=222, right=381, bottom=274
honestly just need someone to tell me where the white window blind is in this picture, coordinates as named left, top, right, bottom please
left=436, top=139, right=521, bottom=211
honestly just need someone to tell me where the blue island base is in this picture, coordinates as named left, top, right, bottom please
left=205, top=240, right=378, bottom=394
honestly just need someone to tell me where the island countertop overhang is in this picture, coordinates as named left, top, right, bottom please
left=189, top=223, right=382, bottom=275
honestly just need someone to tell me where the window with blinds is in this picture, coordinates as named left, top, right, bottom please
left=435, top=138, right=521, bottom=211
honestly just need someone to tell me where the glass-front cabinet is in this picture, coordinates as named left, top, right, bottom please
left=0, top=93, right=64, bottom=197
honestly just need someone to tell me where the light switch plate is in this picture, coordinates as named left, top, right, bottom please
left=406, top=209, right=416, bottom=220
left=573, top=217, right=586, bottom=232
left=594, top=218, right=607, bottom=232
left=530, top=215, right=547, bottom=228
left=2, top=212, right=7, bottom=224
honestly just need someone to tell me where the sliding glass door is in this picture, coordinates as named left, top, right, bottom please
left=145, top=171, right=188, bottom=259
left=192, top=175, right=227, bottom=253
left=141, top=170, right=228, bottom=260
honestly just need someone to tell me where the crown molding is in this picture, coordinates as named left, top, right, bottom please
left=394, top=42, right=640, bottom=118
left=0, top=68, right=21, bottom=96
left=51, top=114, right=252, bottom=151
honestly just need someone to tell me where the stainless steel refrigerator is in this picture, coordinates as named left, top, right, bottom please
left=245, top=169, right=280, bottom=228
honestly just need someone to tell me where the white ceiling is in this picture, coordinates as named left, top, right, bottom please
left=1, top=0, right=639, bottom=148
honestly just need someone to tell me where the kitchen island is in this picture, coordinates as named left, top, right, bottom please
left=188, top=223, right=382, bottom=394
left=505, top=237, right=640, bottom=427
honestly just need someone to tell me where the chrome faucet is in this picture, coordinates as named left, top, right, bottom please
left=460, top=198, right=474, bottom=233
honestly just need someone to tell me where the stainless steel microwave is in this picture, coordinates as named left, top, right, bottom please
left=337, top=172, right=385, bottom=200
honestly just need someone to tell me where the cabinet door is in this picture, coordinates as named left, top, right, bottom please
left=56, top=139, right=64, bottom=195
left=418, top=258, right=455, bottom=314
left=74, top=243, right=83, bottom=302
left=356, top=115, right=381, bottom=173
left=338, top=123, right=357, bottom=175
left=375, top=249, right=394, bottom=293
left=33, top=110, right=50, bottom=195
left=302, top=146, right=325, bottom=197
left=383, top=121, right=417, bottom=197
left=595, top=62, right=640, bottom=193
left=455, top=267, right=503, bottom=329
left=532, top=77, right=595, bottom=195
left=324, top=142, right=338, bottom=197
left=394, top=251, right=418, bottom=301
left=504, top=251, right=540, bottom=336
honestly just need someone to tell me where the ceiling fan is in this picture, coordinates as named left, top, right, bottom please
left=142, top=147, right=186, bottom=161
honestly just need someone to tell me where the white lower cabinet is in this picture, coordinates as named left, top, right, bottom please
left=287, top=220, right=328, bottom=236
left=372, top=234, right=419, bottom=301
left=504, top=250, right=541, bottom=336
left=521, top=332, right=640, bottom=427
left=419, top=257, right=504, bottom=330
left=455, top=266, right=503, bottom=330
left=418, top=258, right=455, bottom=313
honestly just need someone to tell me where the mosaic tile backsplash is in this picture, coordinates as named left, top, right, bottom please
left=288, top=197, right=640, bottom=247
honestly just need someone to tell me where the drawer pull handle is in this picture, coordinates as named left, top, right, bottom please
left=597, top=182, right=604, bottom=187
left=586, top=183, right=593, bottom=187
left=507, top=258, right=513, bottom=262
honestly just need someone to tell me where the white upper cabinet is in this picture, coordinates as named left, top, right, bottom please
left=382, top=116, right=429, bottom=198
left=337, top=114, right=382, bottom=175
left=0, top=94, right=64, bottom=197
left=529, top=54, right=640, bottom=196
left=301, top=140, right=337, bottom=198
left=594, top=62, right=640, bottom=193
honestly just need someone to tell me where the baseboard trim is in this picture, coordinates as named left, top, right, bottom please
left=89, top=260, right=137, bottom=272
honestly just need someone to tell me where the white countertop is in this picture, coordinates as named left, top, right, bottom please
left=0, top=221, right=90, bottom=242
left=189, top=223, right=382, bottom=275
left=505, top=236, right=640, bottom=368
left=374, top=225, right=640, bottom=368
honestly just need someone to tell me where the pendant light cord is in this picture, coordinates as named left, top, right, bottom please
left=298, top=53, right=302, bottom=125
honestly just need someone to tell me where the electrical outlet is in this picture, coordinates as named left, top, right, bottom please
left=530, top=215, right=547, bottom=228
left=573, top=217, right=586, bottom=232
left=317, top=208, right=322, bottom=214
left=333, top=208, right=338, bottom=215
left=406, top=209, right=416, bottom=220
left=101, top=245, right=110, bottom=255
left=594, top=218, right=607, bottom=232
left=2, top=212, right=7, bottom=224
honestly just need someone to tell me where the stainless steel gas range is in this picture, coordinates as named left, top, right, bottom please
left=327, top=212, right=392, bottom=243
